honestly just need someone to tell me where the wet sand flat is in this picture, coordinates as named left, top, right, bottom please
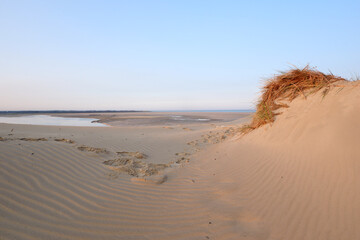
left=52, top=111, right=251, bottom=126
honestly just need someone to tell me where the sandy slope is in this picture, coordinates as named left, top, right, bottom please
left=1, top=82, right=360, bottom=240
left=187, top=80, right=360, bottom=239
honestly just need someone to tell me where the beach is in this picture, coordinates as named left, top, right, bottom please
left=1, top=81, right=360, bottom=239
left=0, top=112, right=251, bottom=239
left=2, top=0, right=359, bottom=238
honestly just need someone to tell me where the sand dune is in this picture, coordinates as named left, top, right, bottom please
left=1, top=82, right=360, bottom=239
left=188, top=80, right=360, bottom=239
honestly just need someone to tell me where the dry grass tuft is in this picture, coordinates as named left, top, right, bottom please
left=241, top=66, right=346, bottom=133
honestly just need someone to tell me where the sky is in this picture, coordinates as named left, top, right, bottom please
left=1, top=0, right=359, bottom=111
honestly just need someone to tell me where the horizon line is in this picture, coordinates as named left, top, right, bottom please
left=0, top=109, right=255, bottom=113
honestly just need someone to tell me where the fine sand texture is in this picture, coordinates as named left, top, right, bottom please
left=1, top=80, right=360, bottom=240
left=187, top=80, right=360, bottom=239
left=0, top=112, right=250, bottom=240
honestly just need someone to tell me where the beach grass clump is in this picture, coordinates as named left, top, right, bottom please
left=241, top=66, right=345, bottom=133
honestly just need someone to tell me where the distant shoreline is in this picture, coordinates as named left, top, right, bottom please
left=0, top=110, right=147, bottom=115
left=153, top=109, right=255, bottom=113
left=0, top=109, right=255, bottom=115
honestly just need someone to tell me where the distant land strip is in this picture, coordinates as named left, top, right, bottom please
left=0, top=110, right=148, bottom=115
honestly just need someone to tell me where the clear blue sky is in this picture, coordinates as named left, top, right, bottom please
left=1, top=0, right=359, bottom=110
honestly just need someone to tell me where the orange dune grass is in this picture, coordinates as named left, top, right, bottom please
left=242, top=66, right=346, bottom=133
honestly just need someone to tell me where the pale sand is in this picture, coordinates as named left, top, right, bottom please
left=1, top=82, right=360, bottom=240
left=0, top=112, right=250, bottom=239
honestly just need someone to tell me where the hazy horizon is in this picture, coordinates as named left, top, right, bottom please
left=1, top=0, right=360, bottom=110
left=0, top=109, right=255, bottom=112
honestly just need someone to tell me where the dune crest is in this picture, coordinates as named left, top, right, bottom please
left=242, top=66, right=346, bottom=133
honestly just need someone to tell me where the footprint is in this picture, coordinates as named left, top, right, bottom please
left=18, top=138, right=48, bottom=141
left=0, top=137, right=8, bottom=141
left=77, top=145, right=109, bottom=154
left=117, top=151, right=147, bottom=159
left=104, top=151, right=169, bottom=177
left=105, top=159, right=169, bottom=177
left=131, top=175, right=168, bottom=185
left=54, top=138, right=75, bottom=144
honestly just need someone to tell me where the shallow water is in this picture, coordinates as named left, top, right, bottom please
left=0, top=115, right=107, bottom=127
left=170, top=115, right=210, bottom=121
